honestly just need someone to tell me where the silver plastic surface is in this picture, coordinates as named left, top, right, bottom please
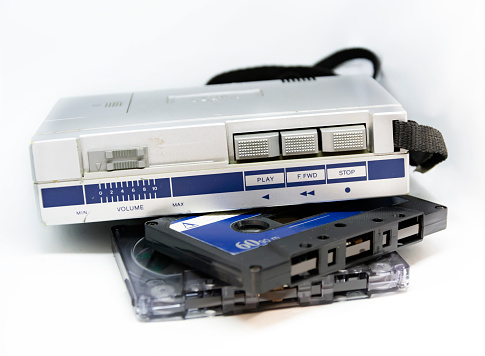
left=32, top=76, right=409, bottom=224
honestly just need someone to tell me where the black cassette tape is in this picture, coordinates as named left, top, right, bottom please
left=144, top=195, right=446, bottom=296
left=112, top=224, right=410, bottom=321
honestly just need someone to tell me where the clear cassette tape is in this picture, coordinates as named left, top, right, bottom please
left=112, top=224, right=409, bottom=322
left=144, top=195, right=445, bottom=296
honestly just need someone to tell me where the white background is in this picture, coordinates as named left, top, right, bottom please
left=1, top=1, right=484, bottom=355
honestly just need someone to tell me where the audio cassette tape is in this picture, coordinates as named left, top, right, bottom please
left=112, top=224, right=409, bottom=321
left=144, top=195, right=446, bottom=296
left=32, top=75, right=411, bottom=225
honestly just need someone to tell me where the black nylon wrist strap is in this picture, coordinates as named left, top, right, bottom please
left=393, top=120, right=447, bottom=173
left=207, top=48, right=380, bottom=84
left=206, top=48, right=447, bottom=172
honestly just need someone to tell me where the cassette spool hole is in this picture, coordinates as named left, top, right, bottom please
left=232, top=219, right=270, bottom=233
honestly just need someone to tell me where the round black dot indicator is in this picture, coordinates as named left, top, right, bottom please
left=345, top=187, right=351, bottom=193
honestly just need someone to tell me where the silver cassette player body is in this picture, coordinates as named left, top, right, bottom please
left=31, top=76, right=409, bottom=225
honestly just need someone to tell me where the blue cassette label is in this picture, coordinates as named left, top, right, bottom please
left=170, top=210, right=363, bottom=255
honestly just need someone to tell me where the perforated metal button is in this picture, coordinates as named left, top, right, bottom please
left=234, top=132, right=280, bottom=160
left=281, top=129, right=319, bottom=156
left=320, top=125, right=367, bottom=152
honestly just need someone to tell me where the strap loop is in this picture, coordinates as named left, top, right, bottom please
left=207, top=48, right=380, bottom=85
left=393, top=120, right=448, bottom=172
